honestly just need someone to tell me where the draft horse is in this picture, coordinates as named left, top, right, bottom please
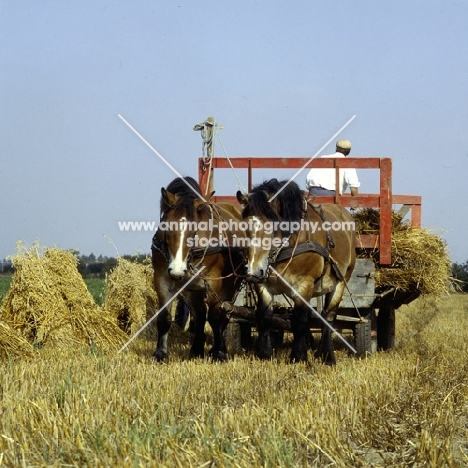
left=237, top=179, right=356, bottom=365
left=151, top=176, right=246, bottom=362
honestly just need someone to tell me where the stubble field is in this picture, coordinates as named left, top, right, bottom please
left=1, top=286, right=467, bottom=467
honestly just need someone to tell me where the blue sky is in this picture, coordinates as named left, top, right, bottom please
left=1, top=1, right=467, bottom=262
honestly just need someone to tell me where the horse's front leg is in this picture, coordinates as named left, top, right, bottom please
left=188, top=291, right=207, bottom=359
left=153, top=301, right=172, bottom=362
left=255, top=284, right=273, bottom=360
left=207, top=302, right=229, bottom=362
left=290, top=304, right=310, bottom=363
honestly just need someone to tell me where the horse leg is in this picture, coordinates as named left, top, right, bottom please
left=188, top=291, right=207, bottom=359
left=152, top=250, right=172, bottom=362
left=290, top=304, right=309, bottom=363
left=207, top=303, right=229, bottom=362
left=315, top=285, right=345, bottom=366
left=153, top=305, right=172, bottom=362
left=316, top=319, right=337, bottom=366
left=255, top=285, right=273, bottom=360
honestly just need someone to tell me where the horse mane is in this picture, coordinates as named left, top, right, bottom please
left=242, top=179, right=281, bottom=221
left=243, top=179, right=304, bottom=222
left=275, top=180, right=305, bottom=222
left=161, top=176, right=205, bottom=218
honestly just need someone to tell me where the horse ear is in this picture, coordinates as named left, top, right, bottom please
left=193, top=196, right=209, bottom=211
left=236, top=191, right=248, bottom=205
left=161, top=188, right=177, bottom=211
left=206, top=191, right=215, bottom=202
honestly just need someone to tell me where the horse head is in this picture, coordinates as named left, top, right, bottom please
left=237, top=179, right=295, bottom=282
left=159, top=177, right=213, bottom=280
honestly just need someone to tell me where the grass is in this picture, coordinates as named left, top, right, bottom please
left=0, top=275, right=12, bottom=302
left=84, top=277, right=106, bottom=306
left=1, top=294, right=468, bottom=466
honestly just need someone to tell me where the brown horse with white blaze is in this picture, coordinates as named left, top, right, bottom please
left=237, top=179, right=356, bottom=365
left=151, top=176, right=246, bottom=362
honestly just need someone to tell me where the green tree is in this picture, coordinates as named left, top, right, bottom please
left=452, top=261, right=468, bottom=292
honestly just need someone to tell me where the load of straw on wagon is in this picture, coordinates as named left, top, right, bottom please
left=353, top=207, right=451, bottom=298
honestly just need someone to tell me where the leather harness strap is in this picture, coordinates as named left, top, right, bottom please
left=273, top=240, right=330, bottom=263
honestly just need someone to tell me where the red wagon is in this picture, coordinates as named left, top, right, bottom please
left=195, top=119, right=423, bottom=356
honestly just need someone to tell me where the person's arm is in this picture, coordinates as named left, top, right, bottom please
left=345, top=168, right=360, bottom=196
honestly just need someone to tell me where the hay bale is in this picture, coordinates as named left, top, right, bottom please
left=0, top=319, right=35, bottom=359
left=353, top=209, right=451, bottom=296
left=0, top=242, right=128, bottom=351
left=103, top=256, right=158, bottom=337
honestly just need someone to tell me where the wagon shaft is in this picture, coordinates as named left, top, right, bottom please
left=221, top=302, right=291, bottom=331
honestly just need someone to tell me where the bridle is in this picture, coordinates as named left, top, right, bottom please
left=151, top=202, right=246, bottom=280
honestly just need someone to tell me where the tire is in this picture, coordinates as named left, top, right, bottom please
left=377, top=301, right=395, bottom=350
left=354, top=319, right=372, bottom=357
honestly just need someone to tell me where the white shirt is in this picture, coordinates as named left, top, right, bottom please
left=305, top=152, right=361, bottom=194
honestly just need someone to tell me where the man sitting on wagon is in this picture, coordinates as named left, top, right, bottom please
left=306, top=139, right=360, bottom=197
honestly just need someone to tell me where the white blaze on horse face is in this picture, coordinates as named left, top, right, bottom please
left=168, top=216, right=190, bottom=279
left=246, top=216, right=270, bottom=279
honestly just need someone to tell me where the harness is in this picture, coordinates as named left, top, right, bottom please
left=272, top=240, right=330, bottom=263
left=267, top=198, right=344, bottom=282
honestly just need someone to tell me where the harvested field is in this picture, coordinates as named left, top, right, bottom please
left=1, top=294, right=468, bottom=467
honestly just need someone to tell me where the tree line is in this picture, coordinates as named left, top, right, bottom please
left=77, top=253, right=149, bottom=278
left=1, top=255, right=468, bottom=289
left=0, top=253, right=149, bottom=279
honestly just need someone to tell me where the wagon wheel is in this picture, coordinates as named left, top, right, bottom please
left=353, top=315, right=372, bottom=358
left=377, top=300, right=395, bottom=350
left=224, top=320, right=253, bottom=354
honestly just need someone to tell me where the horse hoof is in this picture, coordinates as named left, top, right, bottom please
left=189, top=350, right=204, bottom=360
left=256, top=349, right=273, bottom=360
left=315, top=352, right=336, bottom=366
left=208, top=348, right=228, bottom=362
left=324, top=356, right=336, bottom=366
left=153, top=350, right=168, bottom=363
left=213, top=351, right=228, bottom=362
left=289, top=353, right=308, bottom=363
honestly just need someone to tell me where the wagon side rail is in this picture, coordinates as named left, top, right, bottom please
left=198, top=156, right=422, bottom=266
